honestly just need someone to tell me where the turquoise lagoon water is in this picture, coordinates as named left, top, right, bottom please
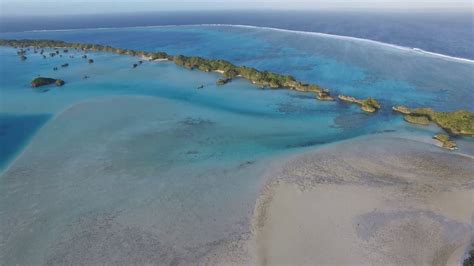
left=0, top=25, right=473, bottom=263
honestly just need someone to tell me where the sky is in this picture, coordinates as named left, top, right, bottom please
left=1, top=0, right=472, bottom=16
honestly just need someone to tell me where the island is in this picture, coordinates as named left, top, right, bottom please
left=393, top=106, right=474, bottom=136
left=31, top=77, right=65, bottom=88
left=0, top=39, right=336, bottom=102
left=338, top=95, right=381, bottom=113
left=172, top=55, right=337, bottom=101
left=393, top=105, right=474, bottom=150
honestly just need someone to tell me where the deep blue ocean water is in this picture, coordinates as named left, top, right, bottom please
left=1, top=11, right=473, bottom=59
left=0, top=15, right=473, bottom=264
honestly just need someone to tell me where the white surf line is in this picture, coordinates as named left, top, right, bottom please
left=202, top=24, right=474, bottom=64
left=7, top=23, right=474, bottom=64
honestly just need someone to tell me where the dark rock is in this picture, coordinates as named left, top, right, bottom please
left=31, top=77, right=65, bottom=88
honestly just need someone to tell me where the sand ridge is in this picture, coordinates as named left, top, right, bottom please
left=248, top=136, right=474, bottom=265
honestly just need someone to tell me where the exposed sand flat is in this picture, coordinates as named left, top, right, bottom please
left=251, top=136, right=474, bottom=265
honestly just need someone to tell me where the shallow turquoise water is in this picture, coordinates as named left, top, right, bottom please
left=1, top=25, right=473, bottom=167
left=0, top=25, right=473, bottom=263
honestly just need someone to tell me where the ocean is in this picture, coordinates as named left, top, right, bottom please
left=1, top=11, right=474, bottom=59
left=0, top=12, right=473, bottom=264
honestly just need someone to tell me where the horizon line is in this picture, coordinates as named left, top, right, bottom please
left=2, top=8, right=473, bottom=17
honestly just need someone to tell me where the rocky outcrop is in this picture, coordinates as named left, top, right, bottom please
left=31, top=77, right=65, bottom=88
left=55, top=79, right=65, bottom=86
left=316, top=91, right=335, bottom=101
left=433, top=134, right=457, bottom=150
left=216, top=78, right=231, bottom=86
left=338, top=95, right=381, bottom=113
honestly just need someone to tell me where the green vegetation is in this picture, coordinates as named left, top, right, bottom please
left=361, top=97, right=381, bottom=112
left=31, top=77, right=65, bottom=88
left=403, top=114, right=430, bottom=125
left=338, top=95, right=381, bottom=113
left=393, top=106, right=474, bottom=136
left=5, top=39, right=474, bottom=149
left=0, top=39, right=335, bottom=102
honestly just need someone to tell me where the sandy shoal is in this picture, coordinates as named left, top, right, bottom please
left=207, top=136, right=474, bottom=265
